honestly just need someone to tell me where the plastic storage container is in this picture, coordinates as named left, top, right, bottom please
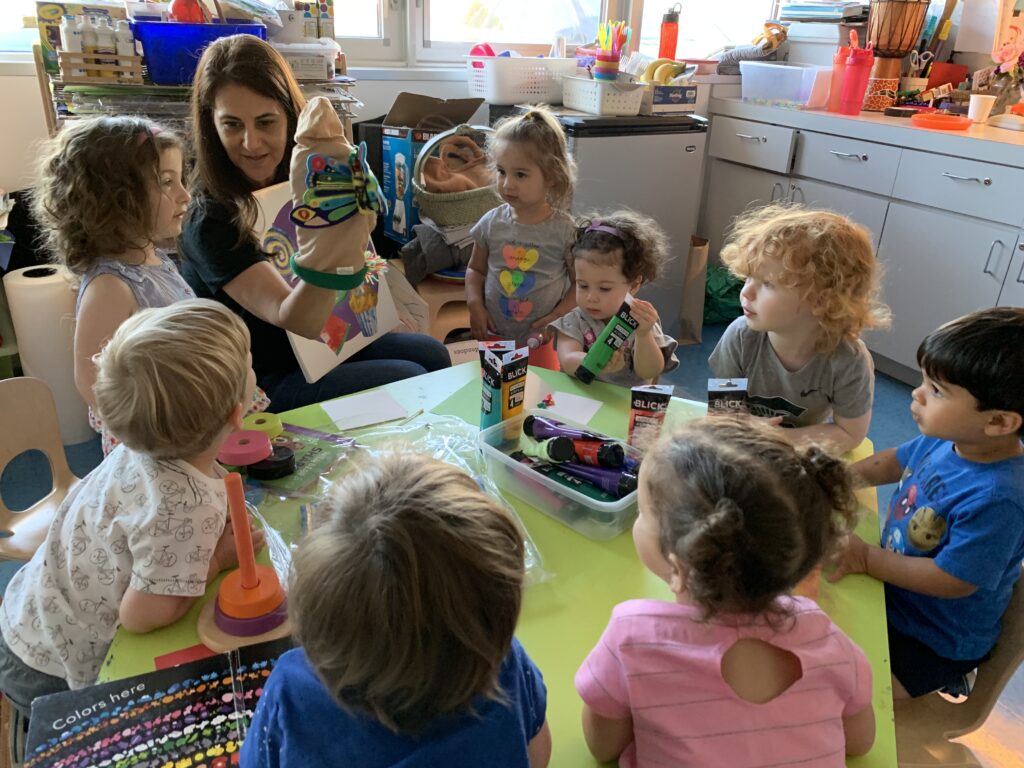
left=478, top=410, right=640, bottom=540
left=561, top=75, right=645, bottom=116
left=132, top=21, right=266, bottom=85
left=465, top=56, right=577, bottom=105
left=740, top=61, right=832, bottom=110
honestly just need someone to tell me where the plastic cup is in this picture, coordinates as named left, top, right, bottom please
left=593, top=52, right=620, bottom=82
left=968, top=94, right=997, bottom=123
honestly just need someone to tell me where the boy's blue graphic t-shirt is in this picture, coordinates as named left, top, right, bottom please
left=240, top=638, right=546, bottom=768
left=883, top=435, right=1024, bottom=661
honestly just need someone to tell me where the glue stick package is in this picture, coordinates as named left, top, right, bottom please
left=479, top=341, right=529, bottom=431
left=708, top=378, right=749, bottom=415
left=628, top=384, right=673, bottom=450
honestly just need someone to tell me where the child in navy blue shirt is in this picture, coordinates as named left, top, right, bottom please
left=241, top=453, right=551, bottom=767
left=830, top=307, right=1024, bottom=699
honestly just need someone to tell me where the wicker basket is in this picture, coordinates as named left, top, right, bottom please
left=413, top=124, right=503, bottom=227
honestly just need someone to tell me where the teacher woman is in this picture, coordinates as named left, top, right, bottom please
left=180, top=35, right=450, bottom=412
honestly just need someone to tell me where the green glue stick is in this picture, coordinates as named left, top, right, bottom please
left=518, top=436, right=575, bottom=463
left=575, top=301, right=639, bottom=384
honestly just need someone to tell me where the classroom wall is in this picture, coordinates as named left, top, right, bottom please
left=0, top=71, right=477, bottom=193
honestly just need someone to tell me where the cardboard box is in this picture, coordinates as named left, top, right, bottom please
left=37, top=1, right=127, bottom=74
left=380, top=93, right=483, bottom=244
left=640, top=83, right=698, bottom=115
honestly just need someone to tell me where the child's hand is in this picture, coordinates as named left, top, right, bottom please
left=629, top=299, right=659, bottom=335
left=212, top=519, right=267, bottom=574
left=826, top=533, right=869, bottom=583
left=604, top=347, right=627, bottom=374
left=529, top=317, right=555, bottom=345
left=469, top=303, right=495, bottom=341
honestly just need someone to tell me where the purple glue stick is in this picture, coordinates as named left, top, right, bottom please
left=523, top=414, right=604, bottom=442
left=561, top=462, right=638, bottom=499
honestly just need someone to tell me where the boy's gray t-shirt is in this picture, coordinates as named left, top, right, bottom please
left=550, top=307, right=679, bottom=388
left=708, top=316, right=874, bottom=428
left=471, top=204, right=575, bottom=344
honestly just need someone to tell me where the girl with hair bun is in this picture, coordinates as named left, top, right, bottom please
left=575, top=414, right=876, bottom=767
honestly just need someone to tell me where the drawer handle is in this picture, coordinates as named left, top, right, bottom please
left=770, top=182, right=785, bottom=201
left=1017, top=243, right=1024, bottom=284
left=789, top=183, right=805, bottom=204
left=942, top=171, right=992, bottom=186
left=829, top=150, right=868, bottom=161
left=983, top=240, right=1004, bottom=276
left=736, top=133, right=767, bottom=143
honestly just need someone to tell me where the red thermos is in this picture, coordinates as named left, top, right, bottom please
left=658, top=3, right=681, bottom=60
left=839, top=44, right=874, bottom=115
left=168, top=0, right=205, bottom=22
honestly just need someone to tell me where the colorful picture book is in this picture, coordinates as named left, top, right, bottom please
left=25, top=637, right=294, bottom=768
left=253, top=182, right=400, bottom=383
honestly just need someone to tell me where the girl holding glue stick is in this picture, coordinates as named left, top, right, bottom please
left=550, top=211, right=679, bottom=386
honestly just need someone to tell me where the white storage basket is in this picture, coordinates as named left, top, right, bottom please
left=562, top=75, right=645, bottom=116
left=466, top=56, right=577, bottom=105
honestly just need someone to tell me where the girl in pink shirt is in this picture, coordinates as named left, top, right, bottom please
left=575, top=415, right=876, bottom=767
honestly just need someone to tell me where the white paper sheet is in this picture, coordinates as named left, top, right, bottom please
left=321, top=390, right=409, bottom=431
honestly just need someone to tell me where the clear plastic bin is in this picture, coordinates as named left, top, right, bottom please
left=561, top=75, right=645, bottom=116
left=478, top=410, right=639, bottom=540
left=740, top=61, right=832, bottom=110
left=465, top=56, right=577, bottom=105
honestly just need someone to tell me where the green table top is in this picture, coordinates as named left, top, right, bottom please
left=100, top=363, right=896, bottom=767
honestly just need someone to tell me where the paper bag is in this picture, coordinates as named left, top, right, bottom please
left=678, top=235, right=709, bottom=345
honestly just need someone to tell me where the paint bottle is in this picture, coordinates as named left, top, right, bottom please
left=518, top=436, right=575, bottom=463
left=80, top=16, right=98, bottom=78
left=560, top=462, right=638, bottom=499
left=94, top=17, right=117, bottom=79
left=570, top=439, right=625, bottom=469
left=59, top=15, right=86, bottom=78
left=523, top=414, right=604, bottom=442
left=114, top=20, right=135, bottom=82
left=574, top=301, right=639, bottom=384
left=511, top=452, right=619, bottom=506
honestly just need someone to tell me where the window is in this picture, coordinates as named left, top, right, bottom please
left=336, top=0, right=406, bottom=64
left=0, top=0, right=36, bottom=54
left=635, top=0, right=778, bottom=59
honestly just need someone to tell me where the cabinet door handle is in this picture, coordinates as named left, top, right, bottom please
left=789, top=183, right=805, bottom=204
left=1017, top=243, right=1024, bottom=284
left=770, top=182, right=785, bottom=201
left=736, top=133, right=767, bottom=142
left=829, top=150, right=868, bottom=161
left=942, top=171, right=992, bottom=186
left=983, top=240, right=1004, bottom=276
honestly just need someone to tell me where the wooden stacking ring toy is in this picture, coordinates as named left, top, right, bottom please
left=197, top=473, right=291, bottom=652
left=242, top=412, right=284, bottom=440
left=217, top=430, right=272, bottom=466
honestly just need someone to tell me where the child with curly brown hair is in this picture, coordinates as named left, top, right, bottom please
left=710, top=204, right=890, bottom=453
left=575, top=415, right=875, bottom=766
left=549, top=210, right=679, bottom=387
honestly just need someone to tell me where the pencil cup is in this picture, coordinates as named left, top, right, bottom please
left=593, top=52, right=620, bottom=81
left=968, top=94, right=996, bottom=123
left=899, top=76, right=928, bottom=96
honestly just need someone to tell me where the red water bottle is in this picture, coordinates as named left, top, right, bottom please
left=828, top=29, right=858, bottom=113
left=658, top=3, right=681, bottom=60
left=168, top=0, right=205, bottom=23
left=839, top=43, right=874, bottom=115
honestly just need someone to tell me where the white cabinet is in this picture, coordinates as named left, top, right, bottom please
left=703, top=158, right=789, bottom=259
left=787, top=178, right=889, bottom=249
left=865, top=202, right=1017, bottom=370
left=998, top=243, right=1024, bottom=307
left=792, top=131, right=900, bottom=196
left=708, top=115, right=796, bottom=173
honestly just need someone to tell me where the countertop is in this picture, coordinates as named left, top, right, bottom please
left=709, top=96, right=1024, bottom=169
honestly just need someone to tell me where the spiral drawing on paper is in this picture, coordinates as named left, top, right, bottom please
left=262, top=226, right=294, bottom=276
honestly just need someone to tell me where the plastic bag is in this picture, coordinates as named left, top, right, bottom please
left=704, top=264, right=744, bottom=324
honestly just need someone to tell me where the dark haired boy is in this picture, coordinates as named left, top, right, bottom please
left=830, top=307, right=1024, bottom=699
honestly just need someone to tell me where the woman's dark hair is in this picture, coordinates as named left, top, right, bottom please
left=917, top=306, right=1024, bottom=434
left=189, top=34, right=306, bottom=246
left=643, top=415, right=859, bottom=620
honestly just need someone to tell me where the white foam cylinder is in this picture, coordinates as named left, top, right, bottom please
left=2, top=265, right=93, bottom=444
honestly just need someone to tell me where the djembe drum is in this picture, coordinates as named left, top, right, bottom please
left=863, top=0, right=930, bottom=111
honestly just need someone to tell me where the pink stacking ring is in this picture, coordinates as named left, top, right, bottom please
left=217, top=430, right=273, bottom=466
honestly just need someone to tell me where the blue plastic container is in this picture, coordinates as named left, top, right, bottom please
left=132, top=21, right=267, bottom=85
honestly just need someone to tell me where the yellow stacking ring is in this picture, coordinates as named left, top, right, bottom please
left=242, top=412, right=284, bottom=440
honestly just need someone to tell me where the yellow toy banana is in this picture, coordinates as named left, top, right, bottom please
left=642, top=57, right=674, bottom=83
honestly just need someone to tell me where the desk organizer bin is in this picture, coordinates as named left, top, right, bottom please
left=132, top=21, right=267, bottom=85
left=562, top=75, right=645, bottom=116
left=478, top=409, right=639, bottom=540
left=740, top=61, right=831, bottom=109
left=466, top=56, right=576, bottom=105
